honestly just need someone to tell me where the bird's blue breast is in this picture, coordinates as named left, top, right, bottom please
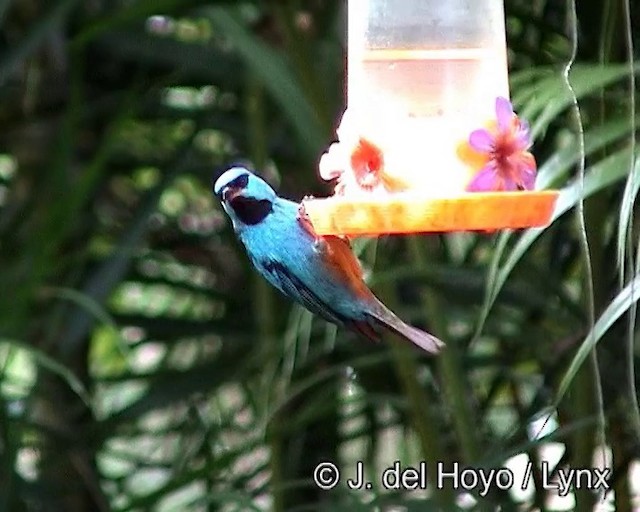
left=236, top=198, right=370, bottom=324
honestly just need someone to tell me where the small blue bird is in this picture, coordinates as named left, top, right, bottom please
left=213, top=166, right=444, bottom=354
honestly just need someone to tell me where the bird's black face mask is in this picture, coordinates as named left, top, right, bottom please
left=228, top=195, right=273, bottom=225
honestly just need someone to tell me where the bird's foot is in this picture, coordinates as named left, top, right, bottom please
left=297, top=203, right=320, bottom=239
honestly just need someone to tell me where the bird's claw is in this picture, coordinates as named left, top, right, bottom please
left=297, top=203, right=328, bottom=252
left=297, top=203, right=320, bottom=240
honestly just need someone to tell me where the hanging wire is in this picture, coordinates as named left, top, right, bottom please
left=563, top=0, right=608, bottom=476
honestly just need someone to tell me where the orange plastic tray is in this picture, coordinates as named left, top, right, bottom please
left=302, top=191, right=560, bottom=236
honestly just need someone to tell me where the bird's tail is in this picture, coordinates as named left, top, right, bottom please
left=367, top=303, right=445, bottom=354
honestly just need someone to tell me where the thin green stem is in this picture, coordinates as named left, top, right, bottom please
left=620, top=0, right=640, bottom=449
left=376, top=277, right=454, bottom=507
left=565, top=0, right=606, bottom=508
left=271, top=1, right=332, bottom=133
left=408, top=237, right=481, bottom=464
left=388, top=343, right=454, bottom=506
left=245, top=71, right=282, bottom=512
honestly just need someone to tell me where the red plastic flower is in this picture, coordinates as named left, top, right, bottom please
left=466, top=97, right=537, bottom=192
left=349, top=137, right=385, bottom=189
left=319, top=110, right=408, bottom=195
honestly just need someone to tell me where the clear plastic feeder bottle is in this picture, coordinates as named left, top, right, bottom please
left=347, top=0, right=510, bottom=194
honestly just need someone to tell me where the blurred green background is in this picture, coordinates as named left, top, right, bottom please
left=0, top=0, right=639, bottom=511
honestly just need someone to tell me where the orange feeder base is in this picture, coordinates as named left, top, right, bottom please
left=302, top=191, right=560, bottom=237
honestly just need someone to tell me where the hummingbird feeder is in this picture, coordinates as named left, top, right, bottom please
left=302, top=0, right=559, bottom=236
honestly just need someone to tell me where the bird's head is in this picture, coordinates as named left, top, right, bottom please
left=213, top=167, right=276, bottom=228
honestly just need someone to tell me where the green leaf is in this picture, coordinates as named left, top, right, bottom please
left=0, top=338, right=91, bottom=407
left=537, top=114, right=640, bottom=189
left=475, top=148, right=635, bottom=338
left=72, top=0, right=208, bottom=47
left=0, top=0, right=80, bottom=85
left=617, top=156, right=640, bottom=273
left=556, top=274, right=640, bottom=402
left=92, top=30, right=242, bottom=87
left=204, top=6, right=326, bottom=159
left=512, top=64, right=637, bottom=137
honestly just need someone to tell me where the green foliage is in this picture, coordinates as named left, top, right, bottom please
left=0, top=0, right=638, bottom=511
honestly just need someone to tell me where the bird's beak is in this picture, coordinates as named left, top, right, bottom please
left=222, top=186, right=242, bottom=202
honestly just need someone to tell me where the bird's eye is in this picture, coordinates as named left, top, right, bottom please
left=226, top=173, right=249, bottom=190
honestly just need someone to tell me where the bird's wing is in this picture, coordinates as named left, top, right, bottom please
left=314, top=235, right=372, bottom=300
left=258, top=257, right=385, bottom=342
left=321, top=235, right=363, bottom=277
left=295, top=207, right=371, bottom=299
left=258, top=258, right=347, bottom=325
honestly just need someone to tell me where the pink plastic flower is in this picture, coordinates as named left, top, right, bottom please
left=466, top=97, right=537, bottom=192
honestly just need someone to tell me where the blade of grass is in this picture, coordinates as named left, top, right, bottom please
left=564, top=18, right=605, bottom=508
left=473, top=114, right=639, bottom=342
left=72, top=0, right=206, bottom=48
left=556, top=273, right=640, bottom=402
left=537, top=114, right=640, bottom=189
left=58, top=116, right=204, bottom=358
left=618, top=158, right=640, bottom=275
left=618, top=0, right=640, bottom=445
left=46, top=287, right=130, bottom=360
left=0, top=0, right=79, bottom=85
left=0, top=0, right=12, bottom=26
left=91, top=30, right=242, bottom=88
left=0, top=338, right=91, bottom=407
left=475, top=148, right=635, bottom=339
left=204, top=6, right=325, bottom=160
left=512, top=64, right=637, bottom=138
